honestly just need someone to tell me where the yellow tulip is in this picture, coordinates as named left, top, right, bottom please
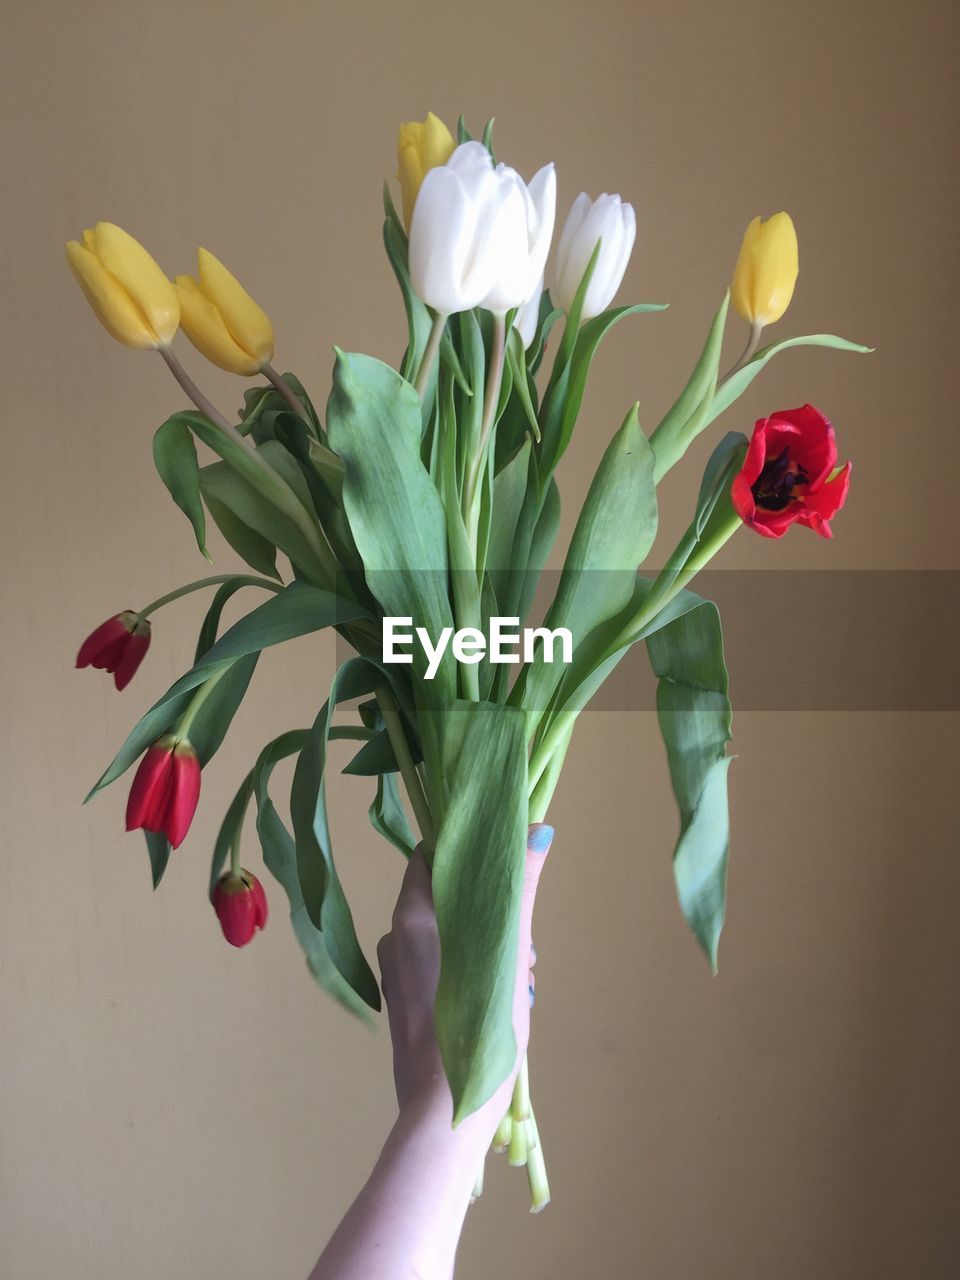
left=66, top=222, right=179, bottom=349
left=174, top=249, right=274, bottom=376
left=730, top=212, right=799, bottom=327
left=396, top=111, right=456, bottom=229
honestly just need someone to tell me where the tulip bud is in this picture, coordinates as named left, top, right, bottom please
left=126, top=736, right=201, bottom=850
left=211, top=869, right=268, bottom=948
left=409, top=142, right=556, bottom=317
left=514, top=275, right=544, bottom=349
left=66, top=222, right=180, bottom=349
left=396, top=111, right=456, bottom=230
left=174, top=249, right=275, bottom=376
left=730, top=212, right=799, bottom=327
left=77, top=610, right=151, bottom=691
left=552, top=192, right=636, bottom=322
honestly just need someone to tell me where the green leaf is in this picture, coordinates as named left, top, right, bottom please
left=519, top=406, right=657, bottom=725
left=487, top=440, right=532, bottom=587
left=290, top=659, right=382, bottom=1010
left=709, top=332, right=873, bottom=424
left=432, top=702, right=529, bottom=1121
left=541, top=580, right=710, bottom=749
left=383, top=215, right=433, bottom=388
left=144, top=830, right=171, bottom=889
left=694, top=431, right=749, bottom=538
left=369, top=771, right=416, bottom=858
left=87, top=584, right=364, bottom=799
left=254, top=735, right=376, bottom=1023
left=650, top=291, right=729, bottom=482
left=539, top=301, right=668, bottom=479
left=505, top=331, right=541, bottom=442
left=186, top=654, right=258, bottom=766
left=209, top=765, right=258, bottom=894
left=327, top=351, right=456, bottom=699
left=178, top=411, right=333, bottom=586
left=200, top=482, right=280, bottom=580
left=342, top=729, right=398, bottom=776
left=153, top=414, right=209, bottom=558
left=646, top=599, right=733, bottom=970
left=198, top=456, right=328, bottom=586
left=194, top=577, right=282, bottom=662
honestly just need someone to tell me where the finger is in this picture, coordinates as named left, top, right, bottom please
left=392, top=846, right=434, bottom=928
left=518, top=824, right=553, bottom=946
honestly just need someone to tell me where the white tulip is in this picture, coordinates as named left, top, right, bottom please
left=552, top=192, right=636, bottom=321
left=409, top=142, right=556, bottom=317
left=513, top=274, right=544, bottom=349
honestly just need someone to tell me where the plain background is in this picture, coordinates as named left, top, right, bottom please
left=2, top=1, right=958, bottom=1277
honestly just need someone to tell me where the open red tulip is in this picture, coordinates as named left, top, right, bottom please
left=125, top=736, right=200, bottom=849
left=77, top=611, right=151, bottom=690
left=731, top=404, right=851, bottom=539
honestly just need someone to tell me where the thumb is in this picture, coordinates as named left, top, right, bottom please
left=518, top=823, right=554, bottom=947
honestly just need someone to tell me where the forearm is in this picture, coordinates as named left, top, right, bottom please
left=309, top=1091, right=489, bottom=1280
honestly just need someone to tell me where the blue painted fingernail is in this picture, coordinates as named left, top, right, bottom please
left=529, top=984, right=536, bottom=1009
left=530, top=942, right=537, bottom=965
left=527, top=825, right=554, bottom=855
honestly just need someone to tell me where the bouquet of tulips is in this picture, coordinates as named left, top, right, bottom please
left=70, top=111, right=868, bottom=1212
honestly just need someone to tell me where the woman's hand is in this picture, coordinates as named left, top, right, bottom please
left=310, top=825, right=553, bottom=1279
left=377, top=824, right=553, bottom=1147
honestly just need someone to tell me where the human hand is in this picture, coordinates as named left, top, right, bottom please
left=377, top=824, right=553, bottom=1147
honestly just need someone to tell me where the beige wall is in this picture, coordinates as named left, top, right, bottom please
left=2, top=2, right=958, bottom=1277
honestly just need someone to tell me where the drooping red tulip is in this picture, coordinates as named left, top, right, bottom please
left=731, top=404, right=851, bottom=539
left=125, top=736, right=201, bottom=849
left=77, top=611, right=151, bottom=690
left=211, top=870, right=269, bottom=948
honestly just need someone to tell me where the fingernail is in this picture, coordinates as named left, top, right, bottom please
left=530, top=942, right=537, bottom=965
left=527, top=824, right=554, bottom=855
left=529, top=984, right=536, bottom=1009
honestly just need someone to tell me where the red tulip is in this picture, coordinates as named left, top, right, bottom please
left=77, top=611, right=151, bottom=690
left=731, top=404, right=851, bottom=539
left=125, top=736, right=201, bottom=849
left=211, top=870, right=269, bottom=948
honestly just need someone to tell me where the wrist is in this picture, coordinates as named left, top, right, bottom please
left=395, top=1087, right=493, bottom=1171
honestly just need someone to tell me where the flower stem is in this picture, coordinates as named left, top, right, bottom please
left=137, top=574, right=282, bottom=621
left=462, top=313, right=507, bottom=527
left=470, top=1161, right=485, bottom=1204
left=527, top=507, right=743, bottom=793
left=160, top=348, right=337, bottom=589
left=414, top=312, right=447, bottom=398
left=720, top=320, right=764, bottom=385
left=525, top=1104, right=550, bottom=1213
left=158, top=346, right=236, bottom=433
left=375, top=682, right=435, bottom=853
left=175, top=666, right=231, bottom=739
left=229, top=831, right=242, bottom=878
left=261, top=362, right=314, bottom=425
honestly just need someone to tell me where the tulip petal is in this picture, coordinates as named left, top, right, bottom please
left=214, top=882, right=257, bottom=947
left=126, top=744, right=176, bottom=833
left=91, top=223, right=180, bottom=346
left=249, top=874, right=269, bottom=930
left=166, top=745, right=201, bottom=849
left=77, top=615, right=130, bottom=668
left=196, top=249, right=275, bottom=365
left=174, top=275, right=260, bottom=375
left=113, top=627, right=151, bottom=691
left=410, top=167, right=495, bottom=313
left=66, top=241, right=158, bottom=349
